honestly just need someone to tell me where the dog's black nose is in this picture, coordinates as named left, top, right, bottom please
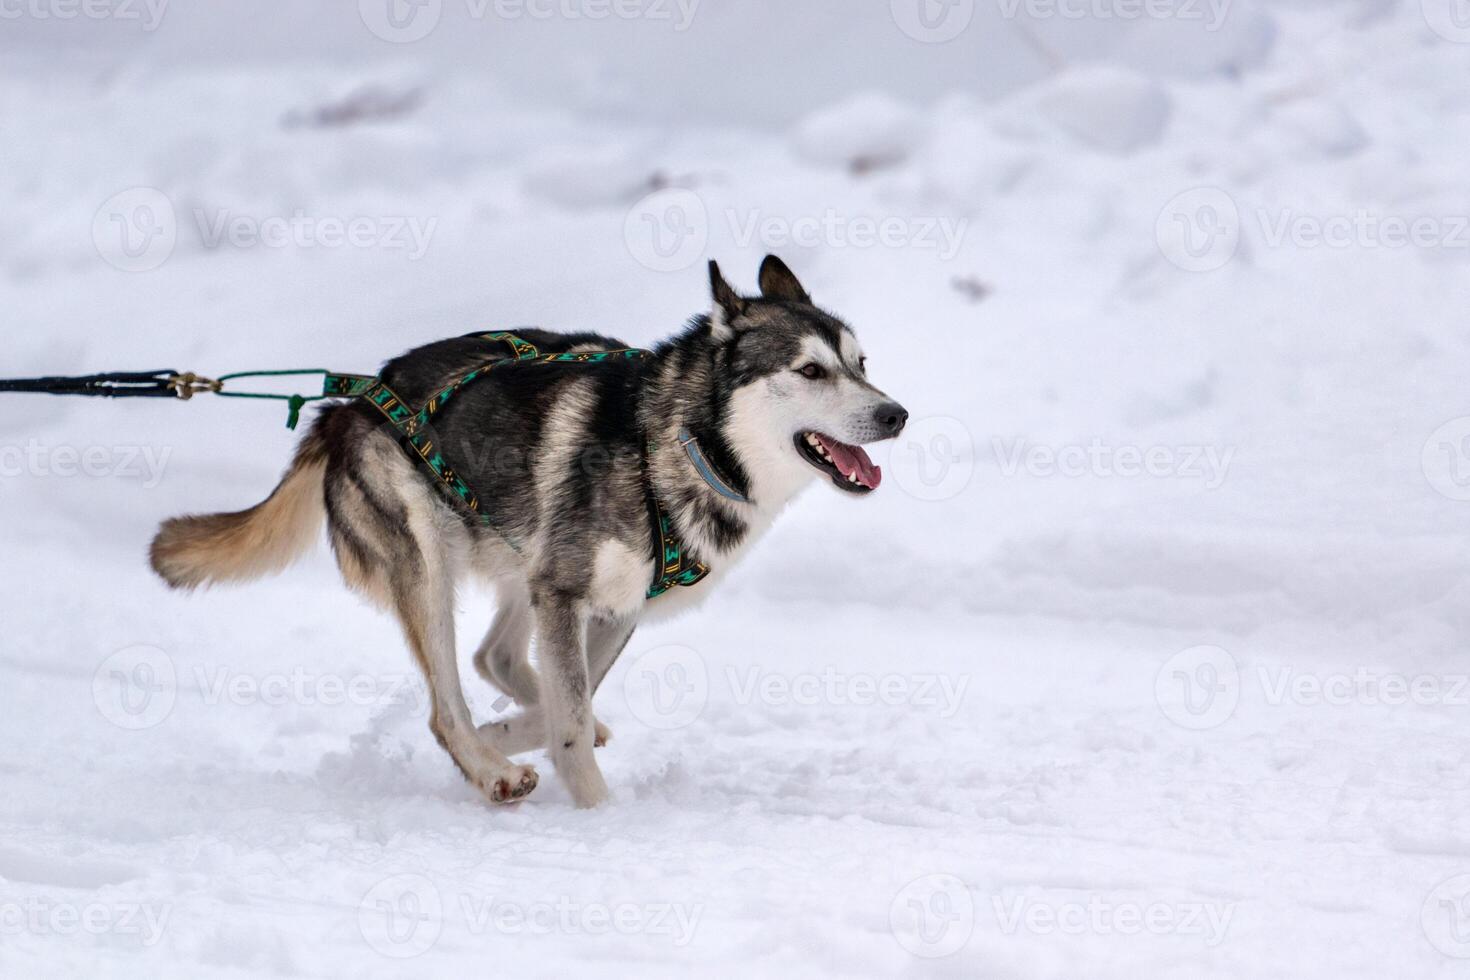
left=874, top=402, right=909, bottom=437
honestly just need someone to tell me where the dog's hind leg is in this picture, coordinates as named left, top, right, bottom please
left=393, top=555, right=539, bottom=805
left=472, top=586, right=540, bottom=707
left=584, top=615, right=636, bottom=746
left=587, top=616, right=637, bottom=695
left=477, top=614, right=633, bottom=754
left=325, top=431, right=537, bottom=806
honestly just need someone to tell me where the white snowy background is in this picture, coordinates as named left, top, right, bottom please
left=4, top=0, right=1470, bottom=976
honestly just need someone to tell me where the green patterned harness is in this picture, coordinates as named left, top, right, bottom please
left=319, top=331, right=708, bottom=600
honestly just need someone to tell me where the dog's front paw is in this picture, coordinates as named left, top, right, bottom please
left=487, top=765, right=539, bottom=804
left=566, top=769, right=608, bottom=808
left=551, top=743, right=609, bottom=808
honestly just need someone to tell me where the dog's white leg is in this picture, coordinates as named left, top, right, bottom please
left=586, top=615, right=637, bottom=746
left=532, top=590, right=607, bottom=808
left=477, top=613, right=633, bottom=753
left=477, top=706, right=545, bottom=755
left=472, top=588, right=540, bottom=706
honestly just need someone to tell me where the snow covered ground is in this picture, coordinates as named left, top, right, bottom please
left=4, top=1, right=1470, bottom=976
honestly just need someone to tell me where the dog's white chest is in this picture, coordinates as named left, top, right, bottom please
left=589, top=538, right=653, bottom=616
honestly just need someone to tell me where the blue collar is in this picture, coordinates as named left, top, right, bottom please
left=678, top=427, right=750, bottom=504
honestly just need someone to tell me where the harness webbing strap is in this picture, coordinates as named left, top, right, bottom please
left=351, top=330, right=710, bottom=600
left=323, top=373, right=378, bottom=398
left=647, top=502, right=710, bottom=598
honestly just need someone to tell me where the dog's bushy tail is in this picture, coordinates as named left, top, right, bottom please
left=150, top=423, right=329, bottom=590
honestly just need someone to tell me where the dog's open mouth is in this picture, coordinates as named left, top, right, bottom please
left=795, top=432, right=881, bottom=493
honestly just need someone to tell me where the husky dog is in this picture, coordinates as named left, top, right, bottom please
left=150, top=256, right=908, bottom=808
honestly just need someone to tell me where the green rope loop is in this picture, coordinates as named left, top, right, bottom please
left=213, top=370, right=336, bottom=429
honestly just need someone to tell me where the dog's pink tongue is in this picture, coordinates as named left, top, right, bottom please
left=820, top=435, right=882, bottom=488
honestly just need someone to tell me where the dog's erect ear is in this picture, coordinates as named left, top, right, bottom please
left=708, top=260, right=747, bottom=340
left=758, top=255, right=811, bottom=304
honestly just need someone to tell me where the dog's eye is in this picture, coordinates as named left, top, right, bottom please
left=798, top=363, right=826, bottom=380
left=858, top=356, right=867, bottom=374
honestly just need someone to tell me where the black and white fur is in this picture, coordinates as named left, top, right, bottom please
left=150, top=256, right=908, bottom=807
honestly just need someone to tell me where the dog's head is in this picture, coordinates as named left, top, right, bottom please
left=709, top=256, right=907, bottom=497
